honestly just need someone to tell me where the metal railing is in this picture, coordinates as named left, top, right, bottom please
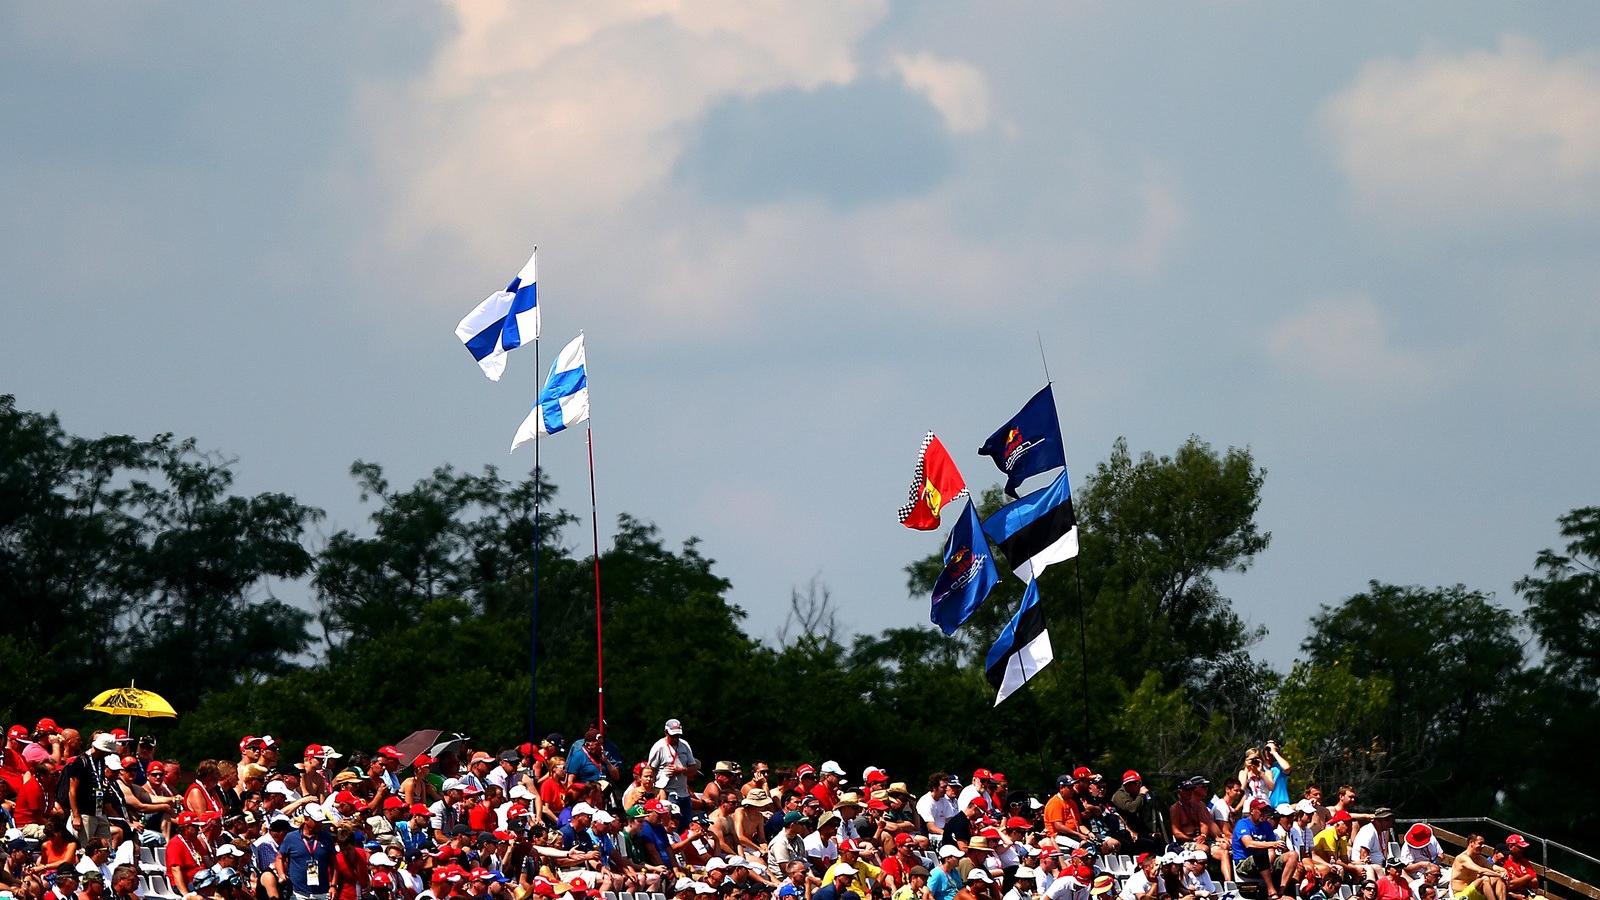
left=1397, top=816, right=1598, bottom=872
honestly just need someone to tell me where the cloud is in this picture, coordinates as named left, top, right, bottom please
left=674, top=79, right=953, bottom=208
left=1265, top=294, right=1453, bottom=395
left=891, top=52, right=994, bottom=134
left=1321, top=36, right=1600, bottom=229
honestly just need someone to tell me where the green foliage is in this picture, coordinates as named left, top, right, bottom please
left=0, top=395, right=319, bottom=717
left=1299, top=582, right=1524, bottom=813
left=1272, top=657, right=1392, bottom=794
left=1517, top=506, right=1600, bottom=689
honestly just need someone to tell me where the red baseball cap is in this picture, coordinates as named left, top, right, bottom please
left=413, top=754, right=434, bottom=767
left=796, top=764, right=817, bottom=778
left=1328, top=810, right=1353, bottom=824
left=972, top=767, right=993, bottom=781
left=239, top=735, right=261, bottom=751
left=1005, top=816, right=1031, bottom=830
left=643, top=799, right=670, bottom=814
left=839, top=839, right=860, bottom=853
left=1072, top=766, right=1094, bottom=780
left=1122, top=770, right=1142, bottom=784
left=7, top=725, right=30, bottom=742
left=568, top=877, right=591, bottom=893
left=110, top=727, right=129, bottom=742
left=863, top=766, right=889, bottom=784
left=992, top=772, right=1007, bottom=783
left=377, top=745, right=403, bottom=760
left=382, top=796, right=406, bottom=810
left=409, top=803, right=431, bottom=817
left=34, top=718, right=60, bottom=735
left=1249, top=798, right=1270, bottom=811
left=894, top=833, right=913, bottom=848
left=304, top=743, right=325, bottom=758
left=1506, top=835, right=1529, bottom=849
left=332, top=790, right=360, bottom=807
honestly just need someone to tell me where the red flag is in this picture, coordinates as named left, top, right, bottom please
left=897, top=432, right=968, bottom=530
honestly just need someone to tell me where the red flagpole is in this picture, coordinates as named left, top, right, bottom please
left=586, top=422, right=606, bottom=738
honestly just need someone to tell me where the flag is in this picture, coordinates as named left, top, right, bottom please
left=929, top=501, right=999, bottom=635
left=456, top=248, right=540, bottom=381
left=985, top=578, right=1054, bottom=705
left=510, top=333, right=588, bottom=451
left=981, top=468, right=1078, bottom=581
left=897, top=432, right=968, bottom=530
left=979, top=385, right=1067, bottom=498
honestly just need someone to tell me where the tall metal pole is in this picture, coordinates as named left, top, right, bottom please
left=1037, top=332, right=1092, bottom=752
left=528, top=329, right=541, bottom=743
left=586, top=422, right=607, bottom=738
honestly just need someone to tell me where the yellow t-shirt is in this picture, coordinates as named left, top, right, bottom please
left=1313, top=826, right=1349, bottom=861
left=826, top=859, right=883, bottom=898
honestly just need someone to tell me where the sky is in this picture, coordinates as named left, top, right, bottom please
left=4, top=2, right=1598, bottom=668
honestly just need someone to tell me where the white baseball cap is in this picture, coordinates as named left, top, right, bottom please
left=833, top=864, right=858, bottom=878
left=664, top=719, right=684, bottom=735
left=570, top=802, right=597, bottom=818
left=820, top=761, right=847, bottom=780
left=592, top=811, right=614, bottom=825
left=938, top=846, right=962, bottom=859
left=441, top=778, right=464, bottom=792
left=966, top=870, right=992, bottom=883
left=369, top=852, right=396, bottom=867
left=704, top=859, right=728, bottom=872
left=303, top=803, right=328, bottom=823
left=215, top=845, right=244, bottom=858
left=1015, top=867, right=1037, bottom=880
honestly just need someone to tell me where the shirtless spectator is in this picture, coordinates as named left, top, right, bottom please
left=1169, top=777, right=1229, bottom=881
left=1450, top=834, right=1508, bottom=900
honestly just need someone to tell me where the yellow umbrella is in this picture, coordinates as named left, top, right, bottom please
left=84, top=685, right=177, bottom=719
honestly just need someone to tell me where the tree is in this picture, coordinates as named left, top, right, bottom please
left=1298, top=582, right=1524, bottom=813
left=1517, top=506, right=1600, bottom=689
left=0, top=395, right=319, bottom=717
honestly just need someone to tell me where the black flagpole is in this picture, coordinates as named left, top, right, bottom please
left=1037, top=332, right=1093, bottom=753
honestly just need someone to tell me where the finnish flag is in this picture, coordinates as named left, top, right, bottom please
left=456, top=248, right=539, bottom=381
left=511, top=333, right=589, bottom=451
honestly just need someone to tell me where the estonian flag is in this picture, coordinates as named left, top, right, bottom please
left=981, top=468, right=1078, bottom=582
left=456, top=248, right=540, bottom=382
left=929, top=500, right=999, bottom=635
left=978, top=385, right=1067, bottom=498
left=986, top=579, right=1054, bottom=705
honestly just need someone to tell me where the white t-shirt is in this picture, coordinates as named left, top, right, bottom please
left=1400, top=839, right=1441, bottom=867
left=1351, top=823, right=1388, bottom=866
left=804, top=832, right=839, bottom=865
left=1042, top=872, right=1088, bottom=900
left=1120, top=870, right=1165, bottom=900
left=647, top=737, right=697, bottom=799
left=1184, top=870, right=1219, bottom=895
left=1209, top=796, right=1233, bottom=827
left=919, top=792, right=959, bottom=830
left=957, top=785, right=988, bottom=813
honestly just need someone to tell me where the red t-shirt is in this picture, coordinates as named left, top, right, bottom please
left=332, top=845, right=369, bottom=900
left=1504, top=858, right=1537, bottom=885
left=165, top=834, right=205, bottom=886
left=467, top=801, right=496, bottom=832
left=539, top=778, right=565, bottom=815
left=1376, top=876, right=1413, bottom=900
left=811, top=783, right=838, bottom=810
left=0, top=765, right=48, bottom=826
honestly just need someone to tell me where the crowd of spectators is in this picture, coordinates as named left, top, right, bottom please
left=0, top=718, right=1552, bottom=900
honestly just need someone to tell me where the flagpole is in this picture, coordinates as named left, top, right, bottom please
left=528, top=305, right=541, bottom=744
left=1037, top=333, right=1092, bottom=753
left=585, top=376, right=607, bottom=740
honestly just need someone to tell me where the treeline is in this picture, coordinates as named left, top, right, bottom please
left=1, top=394, right=1595, bottom=851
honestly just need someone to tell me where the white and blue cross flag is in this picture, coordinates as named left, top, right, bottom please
left=456, top=248, right=540, bottom=381
left=511, top=333, right=589, bottom=451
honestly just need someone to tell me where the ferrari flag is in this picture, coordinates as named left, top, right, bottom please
left=897, top=432, right=968, bottom=531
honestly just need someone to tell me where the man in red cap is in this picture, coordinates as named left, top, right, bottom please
left=957, top=769, right=997, bottom=814
left=1500, top=835, right=1541, bottom=900
left=375, top=746, right=405, bottom=795
left=1109, top=771, right=1161, bottom=854
left=1232, top=798, right=1297, bottom=899
left=1312, top=811, right=1363, bottom=883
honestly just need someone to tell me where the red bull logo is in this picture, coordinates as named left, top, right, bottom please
left=1003, top=427, right=1025, bottom=457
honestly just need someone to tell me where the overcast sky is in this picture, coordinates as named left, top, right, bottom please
left=4, top=2, right=1598, bottom=667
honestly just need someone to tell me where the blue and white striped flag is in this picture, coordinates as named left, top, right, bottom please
left=455, top=248, right=539, bottom=381
left=511, top=333, right=589, bottom=451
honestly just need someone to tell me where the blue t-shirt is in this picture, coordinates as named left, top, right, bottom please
left=928, top=867, right=959, bottom=900
left=566, top=746, right=605, bottom=784
left=1266, top=765, right=1289, bottom=808
left=277, top=828, right=336, bottom=895
left=640, top=821, right=673, bottom=864
left=1232, top=816, right=1277, bottom=862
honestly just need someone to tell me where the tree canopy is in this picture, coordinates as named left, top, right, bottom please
left=1, top=394, right=1593, bottom=848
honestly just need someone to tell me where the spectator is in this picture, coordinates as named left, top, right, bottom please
left=275, top=806, right=335, bottom=900
left=1410, top=865, right=1444, bottom=899
left=1180, top=850, right=1217, bottom=896
left=1109, top=772, right=1161, bottom=853
left=1377, top=858, right=1414, bottom=900
left=1169, top=777, right=1228, bottom=881
left=918, top=776, right=961, bottom=838
left=813, top=864, right=861, bottom=900
left=1209, top=779, right=1242, bottom=835
left=646, top=721, right=698, bottom=826
left=1237, top=751, right=1275, bottom=810
left=896, top=865, right=933, bottom=900
left=1041, top=779, right=1084, bottom=849
left=1262, top=743, right=1293, bottom=809
left=1351, top=809, right=1395, bottom=882
left=1449, top=834, right=1507, bottom=900
left=1312, top=811, right=1363, bottom=883
left=1400, top=825, right=1441, bottom=876
left=1306, top=871, right=1343, bottom=900
left=930, top=847, right=963, bottom=900
left=1231, top=799, right=1295, bottom=900
left=1119, top=854, right=1165, bottom=900
left=813, top=764, right=847, bottom=811
left=1500, top=835, right=1542, bottom=900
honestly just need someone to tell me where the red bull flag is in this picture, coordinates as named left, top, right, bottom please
left=978, top=385, right=1067, bottom=499
left=897, top=432, right=968, bottom=531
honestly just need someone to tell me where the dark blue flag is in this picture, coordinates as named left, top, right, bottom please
left=979, top=385, right=1067, bottom=498
left=929, top=501, right=999, bottom=635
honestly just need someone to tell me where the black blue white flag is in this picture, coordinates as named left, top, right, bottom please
left=981, top=468, right=1078, bottom=582
left=929, top=501, right=999, bottom=635
left=985, top=578, right=1053, bottom=705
